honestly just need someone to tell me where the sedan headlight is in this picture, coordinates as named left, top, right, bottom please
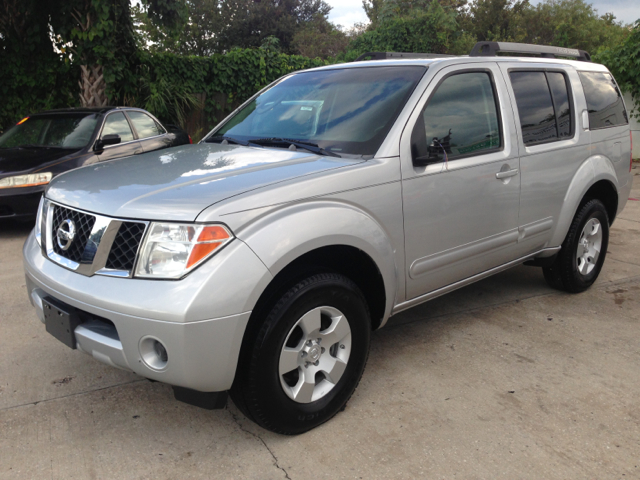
left=135, top=223, right=233, bottom=279
left=0, top=172, right=52, bottom=189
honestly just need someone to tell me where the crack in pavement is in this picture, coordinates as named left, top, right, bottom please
left=229, top=410, right=292, bottom=480
left=0, top=379, right=146, bottom=413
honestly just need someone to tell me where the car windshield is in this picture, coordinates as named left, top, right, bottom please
left=0, top=114, right=99, bottom=149
left=213, top=66, right=427, bottom=156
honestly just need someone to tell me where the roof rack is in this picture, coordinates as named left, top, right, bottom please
left=470, top=41, right=591, bottom=62
left=354, top=52, right=454, bottom=62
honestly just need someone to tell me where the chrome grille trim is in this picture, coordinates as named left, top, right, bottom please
left=44, top=200, right=148, bottom=278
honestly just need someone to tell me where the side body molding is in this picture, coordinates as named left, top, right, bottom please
left=236, top=200, right=398, bottom=326
left=549, top=155, right=619, bottom=247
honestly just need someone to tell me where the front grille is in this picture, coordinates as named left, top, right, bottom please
left=105, top=222, right=146, bottom=271
left=51, top=205, right=96, bottom=264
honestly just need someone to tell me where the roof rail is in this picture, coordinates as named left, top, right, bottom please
left=470, top=41, right=591, bottom=62
left=354, top=52, right=454, bottom=62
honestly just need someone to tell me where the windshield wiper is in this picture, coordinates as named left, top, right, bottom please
left=205, top=135, right=262, bottom=148
left=250, top=138, right=341, bottom=157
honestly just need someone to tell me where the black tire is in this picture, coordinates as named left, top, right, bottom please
left=542, top=199, right=609, bottom=293
left=230, top=273, right=371, bottom=434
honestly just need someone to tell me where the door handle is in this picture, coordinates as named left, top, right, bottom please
left=496, top=169, right=518, bottom=179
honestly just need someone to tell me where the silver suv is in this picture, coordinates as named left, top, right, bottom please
left=23, top=42, right=633, bottom=434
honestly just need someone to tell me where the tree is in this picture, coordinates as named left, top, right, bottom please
left=343, top=1, right=470, bottom=59
left=595, top=20, right=640, bottom=118
left=292, top=14, right=350, bottom=59
left=520, top=0, right=628, bottom=53
left=47, top=0, right=138, bottom=107
left=134, top=0, right=334, bottom=55
left=462, top=0, right=529, bottom=42
left=0, top=0, right=77, bottom=130
left=362, top=0, right=384, bottom=29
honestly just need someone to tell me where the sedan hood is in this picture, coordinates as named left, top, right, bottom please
left=0, top=147, right=78, bottom=176
left=46, top=143, right=362, bottom=221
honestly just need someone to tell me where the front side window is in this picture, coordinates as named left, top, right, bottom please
left=510, top=71, right=573, bottom=145
left=128, top=111, right=165, bottom=139
left=0, top=114, right=99, bottom=149
left=101, top=112, right=134, bottom=143
left=578, top=71, right=628, bottom=129
left=214, top=66, right=427, bottom=156
left=411, top=71, right=501, bottom=163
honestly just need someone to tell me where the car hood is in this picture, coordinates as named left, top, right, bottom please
left=0, top=147, right=78, bottom=176
left=46, top=143, right=364, bottom=221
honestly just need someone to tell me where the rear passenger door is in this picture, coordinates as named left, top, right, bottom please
left=500, top=64, right=590, bottom=256
left=401, top=63, right=522, bottom=300
left=126, top=110, right=173, bottom=153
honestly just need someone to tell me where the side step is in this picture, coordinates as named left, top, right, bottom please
left=173, top=386, right=228, bottom=410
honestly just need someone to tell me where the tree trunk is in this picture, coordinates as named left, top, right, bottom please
left=78, top=65, right=108, bottom=107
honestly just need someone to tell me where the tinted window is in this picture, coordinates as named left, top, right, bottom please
left=128, top=111, right=165, bottom=138
left=216, top=66, right=426, bottom=156
left=547, top=73, right=572, bottom=138
left=411, top=72, right=501, bottom=161
left=102, top=112, right=134, bottom=142
left=579, top=72, right=628, bottom=129
left=510, top=72, right=557, bottom=145
left=0, top=114, right=98, bottom=149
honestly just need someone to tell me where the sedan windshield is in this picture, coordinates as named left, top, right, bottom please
left=213, top=66, right=426, bottom=156
left=0, top=114, right=99, bottom=149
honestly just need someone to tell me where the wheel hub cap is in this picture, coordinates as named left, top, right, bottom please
left=278, top=306, right=352, bottom=404
left=576, top=217, right=602, bottom=276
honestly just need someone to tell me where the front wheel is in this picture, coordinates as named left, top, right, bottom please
left=230, top=273, right=371, bottom=434
left=543, top=199, right=609, bottom=293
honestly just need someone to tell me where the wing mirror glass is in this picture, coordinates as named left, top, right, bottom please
left=95, top=134, right=121, bottom=151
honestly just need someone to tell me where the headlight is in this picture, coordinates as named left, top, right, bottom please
left=0, top=172, right=52, bottom=189
left=135, top=223, right=233, bottom=279
left=34, top=196, right=44, bottom=247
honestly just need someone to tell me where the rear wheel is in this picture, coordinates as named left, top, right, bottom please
left=230, top=273, right=371, bottom=434
left=542, top=199, right=609, bottom=293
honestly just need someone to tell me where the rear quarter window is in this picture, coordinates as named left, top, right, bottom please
left=578, top=72, right=628, bottom=129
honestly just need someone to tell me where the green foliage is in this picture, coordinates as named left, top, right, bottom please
left=341, top=1, right=463, bottom=59
left=293, top=14, right=350, bottom=59
left=134, top=0, right=334, bottom=55
left=110, top=48, right=326, bottom=128
left=519, top=0, right=629, bottom=53
left=462, top=0, right=529, bottom=42
left=49, top=0, right=138, bottom=93
left=595, top=20, right=640, bottom=118
left=0, top=0, right=79, bottom=132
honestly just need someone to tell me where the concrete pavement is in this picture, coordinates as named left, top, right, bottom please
left=1, top=168, right=639, bottom=479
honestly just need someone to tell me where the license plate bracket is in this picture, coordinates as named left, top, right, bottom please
left=43, top=297, right=81, bottom=349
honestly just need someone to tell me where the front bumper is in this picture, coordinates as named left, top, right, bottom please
left=23, top=231, right=272, bottom=392
left=0, top=186, right=44, bottom=219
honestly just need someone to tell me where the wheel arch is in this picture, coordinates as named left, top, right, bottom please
left=550, top=156, right=621, bottom=246
left=237, top=200, right=398, bottom=331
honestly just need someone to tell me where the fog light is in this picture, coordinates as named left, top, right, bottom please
left=139, top=336, right=169, bottom=370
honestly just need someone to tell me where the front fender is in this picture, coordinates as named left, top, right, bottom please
left=550, top=155, right=619, bottom=246
left=236, top=200, right=398, bottom=323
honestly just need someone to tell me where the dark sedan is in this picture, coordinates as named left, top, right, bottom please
left=0, top=107, right=191, bottom=220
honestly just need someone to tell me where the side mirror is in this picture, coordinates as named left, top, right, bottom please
left=94, top=134, right=121, bottom=151
left=412, top=143, right=443, bottom=167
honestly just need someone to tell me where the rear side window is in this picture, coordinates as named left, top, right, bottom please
left=127, top=111, right=165, bottom=138
left=578, top=72, right=628, bottom=129
left=411, top=71, right=501, bottom=162
left=509, top=71, right=573, bottom=145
